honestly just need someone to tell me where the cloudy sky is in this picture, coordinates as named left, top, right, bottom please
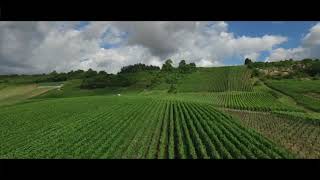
left=1, top=21, right=320, bottom=74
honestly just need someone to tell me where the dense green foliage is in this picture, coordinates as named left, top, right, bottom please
left=161, top=59, right=174, bottom=72
left=178, top=60, right=196, bottom=73
left=248, top=58, right=320, bottom=79
left=119, top=63, right=160, bottom=74
left=244, top=58, right=253, bottom=65
left=80, top=74, right=131, bottom=89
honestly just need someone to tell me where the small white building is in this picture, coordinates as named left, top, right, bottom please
left=117, top=94, right=121, bottom=96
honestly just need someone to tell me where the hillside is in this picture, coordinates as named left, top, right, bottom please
left=1, top=59, right=320, bottom=159
left=0, top=84, right=58, bottom=107
left=264, top=79, right=320, bottom=112
left=174, top=66, right=253, bottom=92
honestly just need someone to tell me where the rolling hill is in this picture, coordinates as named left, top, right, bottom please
left=0, top=62, right=319, bottom=159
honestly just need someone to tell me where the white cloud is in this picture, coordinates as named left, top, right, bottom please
left=302, top=23, right=320, bottom=47
left=267, top=22, right=320, bottom=61
left=79, top=45, right=161, bottom=73
left=0, top=21, right=289, bottom=74
left=244, top=52, right=260, bottom=61
left=266, top=47, right=308, bottom=62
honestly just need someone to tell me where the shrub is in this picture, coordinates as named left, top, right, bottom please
left=168, top=84, right=177, bottom=94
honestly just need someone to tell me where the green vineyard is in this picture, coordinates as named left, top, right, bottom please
left=223, top=109, right=320, bottom=158
left=0, top=95, right=291, bottom=159
left=148, top=91, right=301, bottom=112
left=1, top=64, right=319, bottom=159
left=2, top=21, right=320, bottom=161
left=176, top=66, right=254, bottom=92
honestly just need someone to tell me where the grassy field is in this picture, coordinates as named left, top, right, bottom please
left=265, top=79, right=320, bottom=112
left=0, top=95, right=292, bottom=159
left=0, top=84, right=56, bottom=107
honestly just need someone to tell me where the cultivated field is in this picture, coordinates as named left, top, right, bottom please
left=223, top=109, right=320, bottom=158
left=0, top=95, right=291, bottom=159
left=176, top=66, right=254, bottom=92
left=150, top=92, right=302, bottom=112
left=1, top=65, right=319, bottom=159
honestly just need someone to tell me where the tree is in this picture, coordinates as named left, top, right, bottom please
left=244, top=58, right=252, bottom=65
left=49, top=70, right=58, bottom=76
left=178, top=60, right=187, bottom=73
left=306, top=61, right=320, bottom=76
left=189, top=62, right=196, bottom=72
left=161, top=59, right=174, bottom=72
left=251, top=69, right=261, bottom=77
left=98, top=70, right=108, bottom=76
left=168, top=84, right=177, bottom=93
left=179, top=60, right=186, bottom=68
left=119, top=63, right=160, bottom=74
left=178, top=60, right=196, bottom=73
left=85, top=68, right=98, bottom=78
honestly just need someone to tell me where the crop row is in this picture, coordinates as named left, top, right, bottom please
left=176, top=66, right=254, bottom=92
left=222, top=109, right=320, bottom=158
left=154, top=91, right=301, bottom=112
left=0, top=95, right=292, bottom=158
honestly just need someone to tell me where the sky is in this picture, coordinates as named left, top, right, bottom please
left=1, top=21, right=320, bottom=74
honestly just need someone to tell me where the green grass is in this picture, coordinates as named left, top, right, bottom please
left=0, top=95, right=292, bottom=159
left=0, top=84, right=55, bottom=107
left=265, top=79, right=320, bottom=112
left=34, top=79, right=120, bottom=99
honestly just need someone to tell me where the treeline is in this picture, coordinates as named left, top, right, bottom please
left=1, top=60, right=198, bottom=89
left=244, top=58, right=320, bottom=79
left=119, top=63, right=160, bottom=74
left=34, top=69, right=103, bottom=83
left=80, top=64, right=161, bottom=89
left=80, top=73, right=131, bottom=89
left=80, top=60, right=197, bottom=89
left=161, top=59, right=196, bottom=73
